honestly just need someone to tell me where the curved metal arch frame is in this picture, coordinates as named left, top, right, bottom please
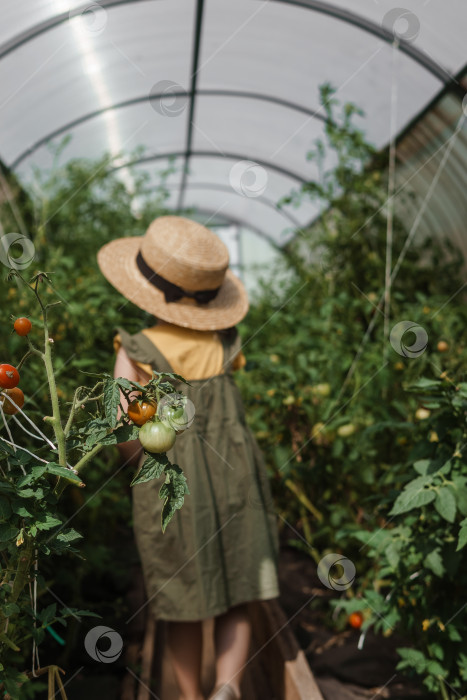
left=9, top=90, right=327, bottom=171
left=0, top=0, right=456, bottom=82
left=161, top=180, right=304, bottom=229
left=113, top=149, right=309, bottom=184
left=3, top=0, right=465, bottom=245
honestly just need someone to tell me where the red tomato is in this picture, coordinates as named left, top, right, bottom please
left=348, top=612, right=363, bottom=629
left=14, top=318, right=32, bottom=336
left=0, top=387, right=25, bottom=415
left=127, top=399, right=157, bottom=426
left=0, top=364, right=20, bottom=389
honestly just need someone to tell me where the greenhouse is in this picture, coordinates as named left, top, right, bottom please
left=1, top=1, right=467, bottom=699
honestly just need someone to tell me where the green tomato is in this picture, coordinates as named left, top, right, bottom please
left=337, top=423, right=356, bottom=438
left=138, top=420, right=176, bottom=453
left=162, top=405, right=189, bottom=432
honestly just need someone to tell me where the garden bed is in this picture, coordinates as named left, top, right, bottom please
left=277, top=540, right=426, bottom=700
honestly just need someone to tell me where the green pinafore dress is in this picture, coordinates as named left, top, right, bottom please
left=117, top=327, right=280, bottom=621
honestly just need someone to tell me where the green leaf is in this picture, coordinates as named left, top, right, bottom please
left=85, top=428, right=108, bottom=449
left=0, top=495, right=12, bottom=519
left=35, top=513, right=63, bottom=531
left=115, top=377, right=134, bottom=391
left=456, top=521, right=467, bottom=551
left=434, top=487, right=456, bottom=523
left=99, top=423, right=139, bottom=446
left=17, top=487, right=45, bottom=500
left=11, top=502, right=33, bottom=517
left=16, top=465, right=47, bottom=487
left=2, top=603, right=20, bottom=617
left=159, top=464, right=189, bottom=532
left=103, top=378, right=120, bottom=429
left=396, top=647, right=427, bottom=673
left=413, top=459, right=430, bottom=476
left=451, top=480, right=467, bottom=516
left=44, top=463, right=83, bottom=486
left=425, top=548, right=445, bottom=577
left=385, top=541, right=400, bottom=569
left=448, top=626, right=462, bottom=642
left=425, top=660, right=446, bottom=677
left=38, top=603, right=57, bottom=625
left=130, top=453, right=168, bottom=487
left=56, top=528, right=83, bottom=543
left=390, top=488, right=435, bottom=515
left=0, top=523, right=19, bottom=542
left=458, top=653, right=467, bottom=679
left=429, top=643, right=444, bottom=661
left=407, top=377, right=442, bottom=391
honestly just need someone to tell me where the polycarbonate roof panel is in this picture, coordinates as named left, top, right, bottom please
left=328, top=0, right=467, bottom=76
left=0, top=0, right=84, bottom=46
left=181, top=185, right=305, bottom=246
left=1, top=0, right=195, bottom=164
left=192, top=95, right=324, bottom=181
left=183, top=155, right=318, bottom=230
left=14, top=100, right=189, bottom=181
left=198, top=0, right=440, bottom=149
left=0, top=0, right=465, bottom=250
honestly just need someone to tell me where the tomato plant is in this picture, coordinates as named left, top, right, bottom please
left=0, top=270, right=190, bottom=698
left=13, top=318, right=32, bottom=336
left=0, top=363, right=20, bottom=389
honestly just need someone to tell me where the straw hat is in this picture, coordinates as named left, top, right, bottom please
left=97, top=215, right=249, bottom=331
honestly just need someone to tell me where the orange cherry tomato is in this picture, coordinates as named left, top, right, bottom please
left=0, top=387, right=25, bottom=415
left=0, top=364, right=20, bottom=390
left=127, top=399, right=157, bottom=426
left=14, top=317, right=32, bottom=336
left=348, top=612, right=363, bottom=629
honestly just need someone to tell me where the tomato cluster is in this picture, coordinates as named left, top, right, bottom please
left=0, top=364, right=23, bottom=415
left=126, top=394, right=192, bottom=454
left=0, top=319, right=31, bottom=415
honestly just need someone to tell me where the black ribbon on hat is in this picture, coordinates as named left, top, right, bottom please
left=136, top=252, right=220, bottom=304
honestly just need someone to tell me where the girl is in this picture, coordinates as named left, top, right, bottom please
left=97, top=215, right=280, bottom=700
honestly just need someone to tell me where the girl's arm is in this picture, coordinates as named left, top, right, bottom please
left=113, top=345, right=152, bottom=469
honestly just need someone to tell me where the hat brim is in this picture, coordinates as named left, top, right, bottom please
left=97, top=237, right=249, bottom=331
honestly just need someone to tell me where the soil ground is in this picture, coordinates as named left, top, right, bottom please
left=277, top=543, right=427, bottom=700
left=49, top=527, right=427, bottom=700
